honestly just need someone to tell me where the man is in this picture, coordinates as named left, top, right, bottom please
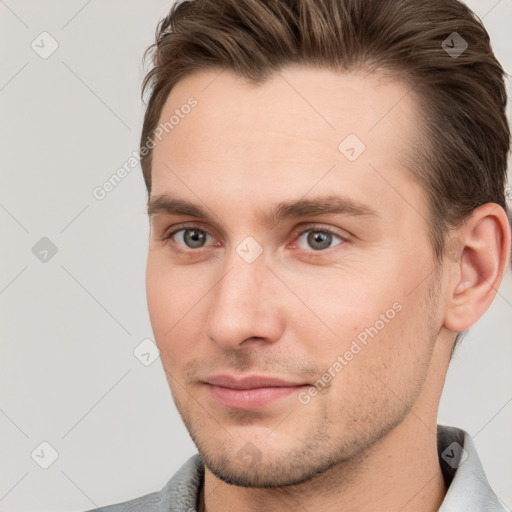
left=84, top=0, right=511, bottom=510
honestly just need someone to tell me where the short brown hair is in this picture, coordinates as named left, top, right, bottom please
left=140, top=0, right=510, bottom=347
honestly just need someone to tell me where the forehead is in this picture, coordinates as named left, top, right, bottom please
left=150, top=65, right=425, bottom=224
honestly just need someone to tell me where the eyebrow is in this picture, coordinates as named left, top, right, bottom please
left=147, top=193, right=379, bottom=226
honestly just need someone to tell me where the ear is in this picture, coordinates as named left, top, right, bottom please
left=443, top=203, right=511, bottom=333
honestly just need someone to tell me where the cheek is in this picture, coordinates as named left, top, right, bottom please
left=286, top=270, right=383, bottom=347
left=313, top=303, right=429, bottom=432
left=338, top=298, right=433, bottom=406
left=146, top=257, right=173, bottom=337
left=290, top=268, right=429, bottom=385
left=146, top=254, right=201, bottom=357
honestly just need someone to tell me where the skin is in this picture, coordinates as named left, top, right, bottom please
left=145, top=65, right=510, bottom=512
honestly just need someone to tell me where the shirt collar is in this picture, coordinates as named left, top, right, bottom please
left=437, top=424, right=508, bottom=511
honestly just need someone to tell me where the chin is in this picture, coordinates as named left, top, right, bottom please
left=198, top=443, right=343, bottom=488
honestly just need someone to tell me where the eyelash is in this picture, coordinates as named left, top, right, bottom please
left=159, top=223, right=350, bottom=257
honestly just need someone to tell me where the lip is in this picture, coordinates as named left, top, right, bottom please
left=203, top=374, right=309, bottom=410
left=204, top=374, right=307, bottom=389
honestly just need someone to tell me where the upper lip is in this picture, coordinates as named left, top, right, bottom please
left=203, top=374, right=307, bottom=389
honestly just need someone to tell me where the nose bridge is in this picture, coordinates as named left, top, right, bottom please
left=218, top=257, right=260, bottom=312
left=203, top=246, right=282, bottom=349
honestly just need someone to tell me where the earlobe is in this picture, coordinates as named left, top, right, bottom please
left=443, top=203, right=510, bottom=334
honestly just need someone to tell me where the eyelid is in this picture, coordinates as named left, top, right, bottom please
left=290, top=223, right=351, bottom=245
left=159, top=222, right=217, bottom=242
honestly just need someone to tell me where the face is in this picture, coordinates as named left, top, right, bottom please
left=146, top=66, right=444, bottom=487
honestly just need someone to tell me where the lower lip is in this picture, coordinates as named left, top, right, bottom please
left=204, top=384, right=306, bottom=410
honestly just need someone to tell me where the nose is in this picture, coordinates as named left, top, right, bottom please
left=203, top=249, right=284, bottom=350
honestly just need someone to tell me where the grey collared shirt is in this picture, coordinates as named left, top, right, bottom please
left=83, top=424, right=509, bottom=511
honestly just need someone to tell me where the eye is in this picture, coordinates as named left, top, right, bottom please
left=171, top=228, right=212, bottom=249
left=160, top=224, right=347, bottom=256
left=296, top=228, right=344, bottom=251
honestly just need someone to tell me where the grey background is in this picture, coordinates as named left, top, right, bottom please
left=0, top=1, right=511, bottom=510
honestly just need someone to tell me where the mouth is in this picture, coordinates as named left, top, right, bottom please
left=203, top=374, right=310, bottom=410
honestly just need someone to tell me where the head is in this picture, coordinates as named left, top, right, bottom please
left=142, top=0, right=511, bottom=488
